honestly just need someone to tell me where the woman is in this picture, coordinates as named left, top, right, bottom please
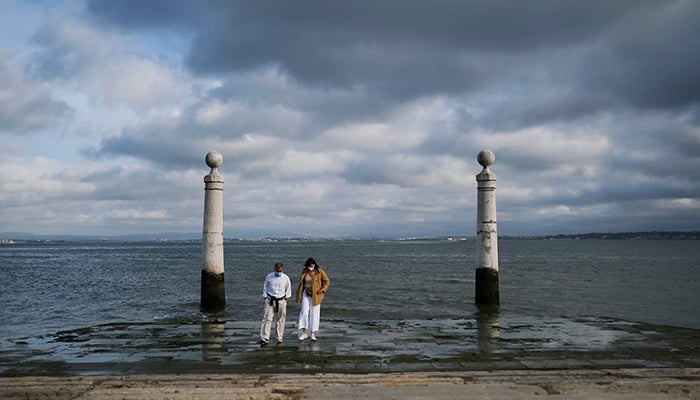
left=295, top=257, right=330, bottom=341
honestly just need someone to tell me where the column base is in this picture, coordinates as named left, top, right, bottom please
left=201, top=270, right=225, bottom=312
left=475, top=267, right=500, bottom=305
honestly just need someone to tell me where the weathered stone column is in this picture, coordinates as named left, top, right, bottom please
left=475, top=149, right=499, bottom=305
left=201, top=151, right=225, bottom=312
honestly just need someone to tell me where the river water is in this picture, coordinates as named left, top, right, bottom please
left=1, top=238, right=698, bottom=347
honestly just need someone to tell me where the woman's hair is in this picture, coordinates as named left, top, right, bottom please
left=304, top=258, right=317, bottom=268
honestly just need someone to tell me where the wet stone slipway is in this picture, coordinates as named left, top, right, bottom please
left=1, top=314, right=698, bottom=376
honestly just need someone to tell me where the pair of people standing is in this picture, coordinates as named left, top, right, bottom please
left=259, top=258, right=330, bottom=346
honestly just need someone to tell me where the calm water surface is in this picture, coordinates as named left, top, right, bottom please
left=1, top=239, right=698, bottom=345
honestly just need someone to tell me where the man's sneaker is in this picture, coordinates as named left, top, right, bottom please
left=310, top=333, right=317, bottom=341
left=260, top=339, right=269, bottom=347
left=298, top=333, right=308, bottom=340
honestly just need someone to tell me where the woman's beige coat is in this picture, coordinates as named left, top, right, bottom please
left=295, top=268, right=330, bottom=306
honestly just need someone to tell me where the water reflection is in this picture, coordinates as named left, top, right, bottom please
left=476, top=305, right=500, bottom=353
left=297, top=341, right=322, bottom=353
left=201, top=321, right=226, bottom=361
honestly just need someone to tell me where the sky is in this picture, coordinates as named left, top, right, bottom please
left=1, top=0, right=699, bottom=238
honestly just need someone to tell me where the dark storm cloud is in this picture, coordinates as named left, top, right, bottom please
left=88, top=134, right=203, bottom=169
left=85, top=2, right=654, bottom=92
left=27, top=24, right=85, bottom=81
left=192, top=0, right=696, bottom=116
left=593, top=1, right=700, bottom=110
left=83, top=0, right=700, bottom=173
left=0, top=62, right=73, bottom=134
left=85, top=0, right=700, bottom=128
left=341, top=158, right=402, bottom=186
left=5, top=0, right=691, bottom=237
left=525, top=180, right=700, bottom=210
left=85, top=0, right=208, bottom=30
left=0, top=92, right=72, bottom=134
left=90, top=168, right=198, bottom=202
left=673, top=130, right=700, bottom=161
left=182, top=1, right=638, bottom=78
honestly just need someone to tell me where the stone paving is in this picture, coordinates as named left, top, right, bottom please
left=1, top=369, right=699, bottom=399
left=1, top=315, right=698, bottom=376
left=2, top=315, right=699, bottom=399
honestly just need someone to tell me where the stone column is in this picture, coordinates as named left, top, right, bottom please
left=475, top=149, right=499, bottom=305
left=201, top=151, right=225, bottom=312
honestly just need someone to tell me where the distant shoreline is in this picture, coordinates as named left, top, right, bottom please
left=507, top=230, right=700, bottom=240
left=1, top=230, right=698, bottom=243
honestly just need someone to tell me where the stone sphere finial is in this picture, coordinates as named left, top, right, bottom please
left=205, top=151, right=223, bottom=169
left=477, top=149, right=495, bottom=168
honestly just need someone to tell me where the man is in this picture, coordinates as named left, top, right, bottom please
left=260, top=262, right=292, bottom=346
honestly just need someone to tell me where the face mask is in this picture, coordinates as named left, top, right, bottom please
left=307, top=266, right=315, bottom=271
left=274, top=272, right=282, bottom=277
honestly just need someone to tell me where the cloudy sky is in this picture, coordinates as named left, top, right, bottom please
left=1, top=0, right=699, bottom=238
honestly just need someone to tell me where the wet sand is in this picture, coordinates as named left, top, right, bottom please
left=2, top=316, right=699, bottom=398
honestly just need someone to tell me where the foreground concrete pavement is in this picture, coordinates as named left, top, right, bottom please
left=1, top=368, right=698, bottom=400
left=3, top=316, right=698, bottom=398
